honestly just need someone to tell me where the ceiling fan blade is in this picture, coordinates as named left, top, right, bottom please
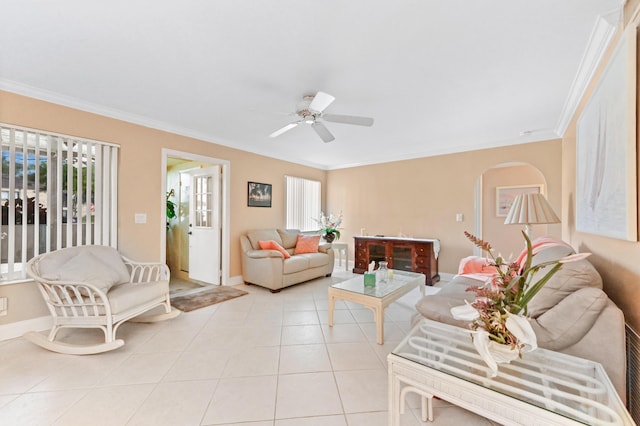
left=322, top=114, right=374, bottom=127
left=309, top=91, right=335, bottom=113
left=269, top=122, right=299, bottom=138
left=311, top=122, right=335, bottom=143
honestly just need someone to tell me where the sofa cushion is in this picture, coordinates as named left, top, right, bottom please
left=277, top=229, right=300, bottom=249
left=527, top=256, right=603, bottom=318
left=283, top=255, right=310, bottom=274
left=258, top=240, right=291, bottom=259
left=294, top=234, right=320, bottom=254
left=247, top=229, right=282, bottom=250
left=530, top=287, right=608, bottom=350
left=300, top=252, right=329, bottom=268
left=415, top=275, right=480, bottom=328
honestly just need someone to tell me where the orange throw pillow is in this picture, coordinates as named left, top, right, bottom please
left=294, top=234, right=321, bottom=254
left=258, top=240, right=291, bottom=259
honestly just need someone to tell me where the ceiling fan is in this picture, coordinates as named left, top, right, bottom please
left=268, top=91, right=374, bottom=142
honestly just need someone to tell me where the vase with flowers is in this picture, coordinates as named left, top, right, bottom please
left=314, top=211, right=343, bottom=243
left=460, top=231, right=590, bottom=376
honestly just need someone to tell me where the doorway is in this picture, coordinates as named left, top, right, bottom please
left=473, top=162, right=551, bottom=257
left=161, top=149, right=230, bottom=293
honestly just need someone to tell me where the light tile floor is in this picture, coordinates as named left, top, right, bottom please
left=0, top=266, right=498, bottom=425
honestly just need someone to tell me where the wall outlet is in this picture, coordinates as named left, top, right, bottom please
left=0, top=297, right=7, bottom=316
left=456, top=213, right=464, bottom=222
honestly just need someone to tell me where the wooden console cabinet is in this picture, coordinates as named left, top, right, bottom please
left=353, top=236, right=440, bottom=285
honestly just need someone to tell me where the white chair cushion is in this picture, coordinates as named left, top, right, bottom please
left=40, top=246, right=130, bottom=293
left=107, top=280, right=169, bottom=314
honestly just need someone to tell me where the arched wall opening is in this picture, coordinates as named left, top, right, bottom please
left=474, top=162, right=560, bottom=258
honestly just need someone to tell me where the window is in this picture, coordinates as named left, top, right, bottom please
left=285, top=176, right=321, bottom=232
left=0, top=123, right=119, bottom=282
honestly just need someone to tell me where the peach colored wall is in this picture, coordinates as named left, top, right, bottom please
left=562, top=2, right=640, bottom=332
left=0, top=90, right=326, bottom=324
left=0, top=90, right=563, bottom=326
left=482, top=165, right=552, bottom=258
left=326, top=140, right=562, bottom=275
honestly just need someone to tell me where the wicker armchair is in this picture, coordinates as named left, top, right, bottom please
left=24, top=245, right=179, bottom=355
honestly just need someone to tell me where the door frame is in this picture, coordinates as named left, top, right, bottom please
left=161, top=149, right=231, bottom=286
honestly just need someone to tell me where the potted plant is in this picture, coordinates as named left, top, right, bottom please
left=314, top=211, right=343, bottom=243
left=166, top=189, right=177, bottom=229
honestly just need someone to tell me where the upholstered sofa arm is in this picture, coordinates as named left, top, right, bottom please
left=318, top=244, right=331, bottom=254
left=529, top=287, right=608, bottom=351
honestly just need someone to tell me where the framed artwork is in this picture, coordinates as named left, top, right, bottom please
left=247, top=182, right=272, bottom=207
left=576, top=24, right=637, bottom=241
left=496, top=185, right=544, bottom=217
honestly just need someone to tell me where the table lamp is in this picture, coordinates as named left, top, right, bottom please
left=504, top=193, right=560, bottom=239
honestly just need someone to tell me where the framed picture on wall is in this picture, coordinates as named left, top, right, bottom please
left=248, top=182, right=272, bottom=207
left=576, top=22, right=637, bottom=241
left=496, top=184, right=544, bottom=217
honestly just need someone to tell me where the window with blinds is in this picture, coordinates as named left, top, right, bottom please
left=285, top=176, right=321, bottom=232
left=0, top=123, right=119, bottom=282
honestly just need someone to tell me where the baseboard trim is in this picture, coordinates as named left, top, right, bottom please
left=0, top=315, right=52, bottom=342
left=226, top=275, right=245, bottom=286
left=439, top=272, right=455, bottom=282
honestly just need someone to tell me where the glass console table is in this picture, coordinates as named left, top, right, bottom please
left=388, top=319, right=634, bottom=426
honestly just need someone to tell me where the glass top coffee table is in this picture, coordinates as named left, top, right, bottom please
left=328, top=270, right=425, bottom=344
left=388, top=318, right=634, bottom=425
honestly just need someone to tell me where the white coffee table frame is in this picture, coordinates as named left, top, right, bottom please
left=388, top=319, right=634, bottom=426
left=328, top=270, right=425, bottom=344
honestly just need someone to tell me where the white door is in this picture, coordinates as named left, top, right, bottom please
left=187, top=166, right=221, bottom=284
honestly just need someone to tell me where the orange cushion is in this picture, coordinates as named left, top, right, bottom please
left=294, top=234, right=321, bottom=254
left=258, top=240, right=291, bottom=259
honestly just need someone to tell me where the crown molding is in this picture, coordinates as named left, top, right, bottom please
left=555, top=9, right=621, bottom=137
left=0, top=79, right=333, bottom=170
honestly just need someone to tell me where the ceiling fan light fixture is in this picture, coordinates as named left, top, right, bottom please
left=268, top=91, right=373, bottom=142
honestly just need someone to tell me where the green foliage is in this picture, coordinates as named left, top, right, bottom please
left=166, top=190, right=177, bottom=228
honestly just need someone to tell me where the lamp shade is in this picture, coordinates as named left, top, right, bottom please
left=504, top=193, right=560, bottom=226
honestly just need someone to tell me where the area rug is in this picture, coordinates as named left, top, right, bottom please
left=170, top=286, right=248, bottom=312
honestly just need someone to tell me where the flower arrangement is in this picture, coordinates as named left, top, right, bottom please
left=314, top=211, right=343, bottom=241
left=463, top=231, right=589, bottom=357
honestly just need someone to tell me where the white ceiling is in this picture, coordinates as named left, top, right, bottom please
left=0, top=0, right=623, bottom=170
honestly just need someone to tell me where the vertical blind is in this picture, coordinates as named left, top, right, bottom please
left=285, top=175, right=321, bottom=232
left=0, top=123, right=118, bottom=282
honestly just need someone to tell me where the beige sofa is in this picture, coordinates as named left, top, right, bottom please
left=415, top=239, right=627, bottom=402
left=240, top=228, right=335, bottom=292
